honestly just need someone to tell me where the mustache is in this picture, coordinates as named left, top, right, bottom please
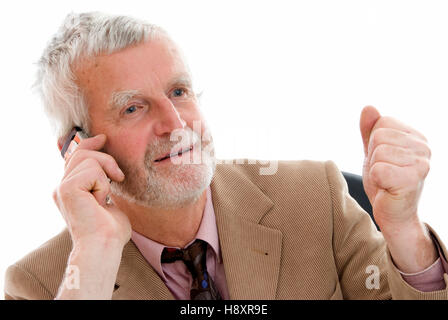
left=144, top=127, right=201, bottom=163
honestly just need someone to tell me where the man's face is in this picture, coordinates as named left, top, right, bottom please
left=74, top=36, right=216, bottom=208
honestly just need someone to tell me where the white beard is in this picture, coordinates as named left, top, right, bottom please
left=110, top=127, right=216, bottom=209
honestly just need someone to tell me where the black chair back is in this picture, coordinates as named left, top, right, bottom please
left=342, top=172, right=379, bottom=231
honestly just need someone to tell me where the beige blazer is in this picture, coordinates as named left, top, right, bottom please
left=4, top=160, right=448, bottom=299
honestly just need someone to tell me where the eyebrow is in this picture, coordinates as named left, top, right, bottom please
left=167, top=74, right=193, bottom=91
left=108, top=73, right=193, bottom=112
left=109, top=89, right=142, bottom=112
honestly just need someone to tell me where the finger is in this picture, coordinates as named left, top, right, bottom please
left=64, top=149, right=125, bottom=183
left=367, top=128, right=431, bottom=160
left=64, top=156, right=123, bottom=187
left=63, top=134, right=107, bottom=166
left=77, top=133, right=107, bottom=151
left=368, top=128, right=431, bottom=159
left=360, top=106, right=382, bottom=157
left=369, top=144, right=424, bottom=168
left=369, top=162, right=421, bottom=192
left=63, top=158, right=112, bottom=206
left=370, top=116, right=428, bottom=142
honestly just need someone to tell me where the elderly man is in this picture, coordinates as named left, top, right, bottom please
left=4, top=12, right=448, bottom=300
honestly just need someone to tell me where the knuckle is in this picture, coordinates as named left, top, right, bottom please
left=65, top=148, right=85, bottom=166
left=425, top=158, right=431, bottom=169
left=52, top=189, right=58, bottom=202
left=369, top=163, right=381, bottom=180
left=102, top=182, right=111, bottom=195
left=89, top=163, right=109, bottom=183
left=370, top=149, right=378, bottom=164
left=418, top=131, right=428, bottom=143
left=52, top=189, right=61, bottom=209
left=414, top=156, right=421, bottom=165
left=84, top=165, right=108, bottom=185
left=57, top=183, right=71, bottom=202
left=370, top=130, right=381, bottom=148
left=371, top=144, right=386, bottom=163
left=415, top=146, right=430, bottom=158
left=74, top=148, right=88, bottom=158
left=82, top=157, right=100, bottom=169
left=413, top=157, right=430, bottom=177
left=369, top=162, right=388, bottom=182
left=423, top=143, right=432, bottom=159
left=420, top=158, right=430, bottom=173
left=370, top=129, right=387, bottom=150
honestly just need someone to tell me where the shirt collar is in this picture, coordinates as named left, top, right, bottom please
left=131, top=186, right=221, bottom=282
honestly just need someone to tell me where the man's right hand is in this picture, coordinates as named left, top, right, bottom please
left=52, top=133, right=131, bottom=299
left=53, top=134, right=131, bottom=247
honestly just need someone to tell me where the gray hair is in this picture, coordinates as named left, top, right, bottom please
left=35, top=12, right=166, bottom=140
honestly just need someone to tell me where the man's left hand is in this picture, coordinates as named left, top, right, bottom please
left=360, top=106, right=431, bottom=230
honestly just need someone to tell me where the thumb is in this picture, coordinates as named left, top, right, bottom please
left=360, top=106, right=381, bottom=157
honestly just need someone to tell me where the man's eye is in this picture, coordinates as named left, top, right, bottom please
left=172, top=88, right=186, bottom=97
left=124, top=105, right=138, bottom=114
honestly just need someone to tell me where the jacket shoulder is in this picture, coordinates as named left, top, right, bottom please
left=4, top=229, right=72, bottom=300
left=215, top=159, right=335, bottom=194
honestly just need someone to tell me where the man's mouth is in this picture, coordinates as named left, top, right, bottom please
left=154, top=145, right=194, bottom=163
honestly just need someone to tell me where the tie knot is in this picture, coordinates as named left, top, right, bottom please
left=161, top=239, right=207, bottom=265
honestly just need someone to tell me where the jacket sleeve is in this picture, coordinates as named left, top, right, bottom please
left=4, top=264, right=54, bottom=300
left=325, top=160, right=448, bottom=300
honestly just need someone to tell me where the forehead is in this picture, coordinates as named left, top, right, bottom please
left=74, top=37, right=189, bottom=103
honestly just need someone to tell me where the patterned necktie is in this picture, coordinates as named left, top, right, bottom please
left=161, top=239, right=222, bottom=300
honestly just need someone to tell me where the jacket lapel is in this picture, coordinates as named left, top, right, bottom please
left=112, top=240, right=174, bottom=300
left=112, top=163, right=283, bottom=300
left=210, top=164, right=283, bottom=299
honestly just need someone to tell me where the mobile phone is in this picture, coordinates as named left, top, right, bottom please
left=59, top=127, right=89, bottom=160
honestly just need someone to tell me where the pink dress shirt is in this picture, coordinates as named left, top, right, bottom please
left=131, top=186, right=447, bottom=299
left=131, top=187, right=230, bottom=300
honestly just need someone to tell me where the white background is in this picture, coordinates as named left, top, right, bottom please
left=1, top=0, right=447, bottom=298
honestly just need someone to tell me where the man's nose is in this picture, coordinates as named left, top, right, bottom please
left=153, top=97, right=186, bottom=136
